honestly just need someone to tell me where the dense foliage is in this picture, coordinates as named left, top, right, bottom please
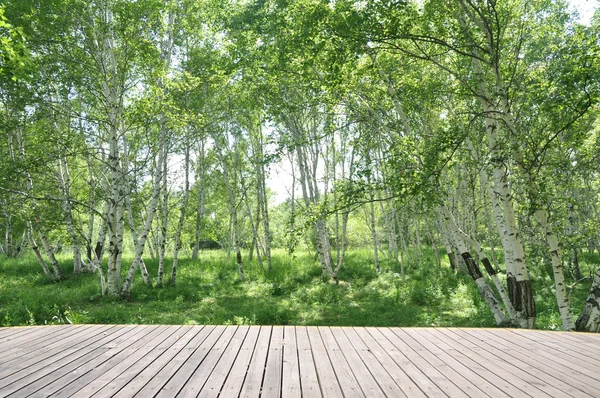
left=0, top=0, right=599, bottom=331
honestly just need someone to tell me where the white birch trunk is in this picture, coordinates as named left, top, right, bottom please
left=370, top=195, right=380, bottom=273
left=57, top=155, right=84, bottom=274
left=156, top=151, right=169, bottom=287
left=453, top=219, right=517, bottom=321
left=28, top=223, right=52, bottom=278
left=260, top=152, right=272, bottom=272
left=536, top=210, right=575, bottom=330
left=470, top=52, right=535, bottom=328
left=91, top=1, right=126, bottom=296
left=38, top=230, right=63, bottom=280
left=171, top=142, right=190, bottom=285
left=441, top=204, right=508, bottom=325
left=85, top=156, right=96, bottom=270
left=576, top=266, right=600, bottom=332
left=192, top=140, right=206, bottom=261
left=120, top=137, right=160, bottom=296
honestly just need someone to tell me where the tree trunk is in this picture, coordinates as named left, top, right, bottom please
left=120, top=138, right=166, bottom=297
left=453, top=216, right=518, bottom=321
left=576, top=266, right=600, bottom=332
left=370, top=194, right=380, bottom=273
left=535, top=210, right=575, bottom=330
left=171, top=142, right=191, bottom=285
left=156, top=151, right=169, bottom=287
left=57, top=156, right=84, bottom=275
left=28, top=224, right=52, bottom=278
left=466, top=20, right=536, bottom=328
left=192, top=142, right=206, bottom=261
left=441, top=204, right=508, bottom=325
left=243, top=180, right=263, bottom=268
left=38, top=230, right=63, bottom=280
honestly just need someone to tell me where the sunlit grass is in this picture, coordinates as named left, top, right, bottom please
left=0, top=247, right=596, bottom=329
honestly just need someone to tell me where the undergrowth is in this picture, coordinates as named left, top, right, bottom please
left=0, top=247, right=596, bottom=329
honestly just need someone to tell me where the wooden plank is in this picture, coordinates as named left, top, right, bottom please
left=0, top=325, right=131, bottom=396
left=455, top=328, right=596, bottom=397
left=4, top=325, right=88, bottom=351
left=5, top=326, right=141, bottom=397
left=305, top=326, right=344, bottom=398
left=27, top=325, right=151, bottom=398
left=39, top=325, right=161, bottom=397
left=317, top=327, right=364, bottom=398
left=261, top=326, right=284, bottom=398
left=342, top=327, right=412, bottom=398
left=360, top=327, right=444, bottom=398
left=109, top=326, right=204, bottom=398
left=352, top=327, right=427, bottom=398
left=93, top=326, right=200, bottom=397
left=501, top=329, right=600, bottom=373
left=378, top=327, right=469, bottom=398
left=281, top=326, right=302, bottom=398
left=175, top=325, right=239, bottom=398
left=508, top=330, right=600, bottom=369
left=324, top=327, right=386, bottom=398
left=294, top=326, right=323, bottom=398
left=219, top=326, right=262, bottom=398
left=197, top=326, right=251, bottom=398
left=436, top=328, right=582, bottom=398
left=529, top=329, right=600, bottom=347
left=124, top=325, right=217, bottom=398
left=0, top=325, right=94, bottom=373
left=482, top=328, right=600, bottom=390
left=0, top=325, right=56, bottom=345
left=0, top=325, right=113, bottom=382
left=60, top=325, right=181, bottom=397
left=0, top=325, right=94, bottom=364
left=239, top=325, right=271, bottom=398
left=2, top=325, right=600, bottom=398
left=411, top=328, right=524, bottom=397
left=390, top=328, right=487, bottom=397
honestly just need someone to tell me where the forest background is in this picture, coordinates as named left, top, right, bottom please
left=0, top=0, right=599, bottom=332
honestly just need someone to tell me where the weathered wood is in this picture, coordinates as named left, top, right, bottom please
left=324, top=327, right=385, bottom=398
left=126, top=325, right=217, bottom=398
left=15, top=326, right=143, bottom=398
left=62, top=326, right=179, bottom=397
left=436, top=328, right=579, bottom=398
left=306, top=326, right=344, bottom=398
left=261, top=326, right=284, bottom=398
left=156, top=325, right=229, bottom=397
left=0, top=325, right=598, bottom=398
left=391, top=328, right=488, bottom=397
left=0, top=325, right=128, bottom=396
left=197, top=326, right=250, bottom=398
left=0, top=325, right=113, bottom=380
left=281, top=325, right=302, bottom=398
left=219, top=326, right=261, bottom=398
left=352, top=327, right=426, bottom=398
left=508, top=329, right=600, bottom=369
left=408, top=328, right=515, bottom=397
left=294, top=326, right=323, bottom=398
left=341, top=327, right=409, bottom=398
left=239, top=325, right=271, bottom=398
left=379, top=327, right=470, bottom=398
left=480, top=328, right=600, bottom=390
left=455, top=328, right=597, bottom=397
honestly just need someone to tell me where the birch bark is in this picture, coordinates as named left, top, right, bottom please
left=171, top=141, right=191, bottom=285
left=441, top=204, right=508, bottom=325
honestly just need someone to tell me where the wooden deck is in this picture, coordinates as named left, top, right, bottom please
left=0, top=325, right=599, bottom=397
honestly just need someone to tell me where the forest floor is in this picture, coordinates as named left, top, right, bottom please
left=0, top=248, right=597, bottom=329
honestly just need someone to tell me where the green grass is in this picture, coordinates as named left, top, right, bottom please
left=0, top=247, right=596, bottom=329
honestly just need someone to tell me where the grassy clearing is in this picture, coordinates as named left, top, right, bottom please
left=0, top=248, right=596, bottom=328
